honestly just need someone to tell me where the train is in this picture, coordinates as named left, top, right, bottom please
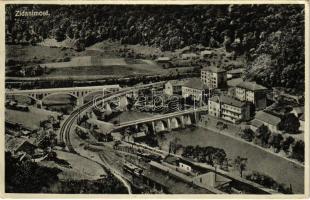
left=123, top=161, right=143, bottom=176
left=136, top=151, right=162, bottom=162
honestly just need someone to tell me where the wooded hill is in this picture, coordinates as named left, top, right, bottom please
left=5, top=5, right=305, bottom=94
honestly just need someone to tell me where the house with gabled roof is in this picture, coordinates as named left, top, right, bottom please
left=5, top=135, right=37, bottom=156
left=254, top=111, right=282, bottom=133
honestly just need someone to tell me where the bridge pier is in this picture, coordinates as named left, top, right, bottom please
left=119, top=96, right=128, bottom=111
left=76, top=97, right=84, bottom=107
left=152, top=121, right=156, bottom=133
left=36, top=100, right=43, bottom=109
left=180, top=116, right=185, bottom=128
left=194, top=111, right=197, bottom=123
left=167, top=118, right=171, bottom=132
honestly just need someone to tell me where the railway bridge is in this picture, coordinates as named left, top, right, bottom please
left=112, top=107, right=208, bottom=133
left=6, top=85, right=121, bottom=108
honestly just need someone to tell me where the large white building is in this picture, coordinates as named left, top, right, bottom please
left=208, top=95, right=251, bottom=124
left=235, top=81, right=267, bottom=110
left=201, top=66, right=227, bottom=90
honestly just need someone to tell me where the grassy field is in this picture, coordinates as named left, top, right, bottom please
left=5, top=107, right=58, bottom=130
left=6, top=44, right=112, bottom=65
left=42, top=56, right=127, bottom=68
left=39, top=150, right=106, bottom=181
left=160, top=127, right=304, bottom=194
left=6, top=45, right=76, bottom=65
left=43, top=65, right=159, bottom=77
left=6, top=41, right=245, bottom=80
left=6, top=44, right=166, bottom=78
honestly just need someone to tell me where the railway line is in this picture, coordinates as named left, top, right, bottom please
left=59, top=81, right=165, bottom=150
left=57, top=81, right=165, bottom=193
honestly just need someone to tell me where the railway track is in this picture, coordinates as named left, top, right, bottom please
left=59, top=81, right=165, bottom=151
left=57, top=82, right=165, bottom=193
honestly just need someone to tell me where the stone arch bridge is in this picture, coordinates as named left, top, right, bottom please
left=112, top=107, right=208, bottom=134
left=6, top=85, right=121, bottom=108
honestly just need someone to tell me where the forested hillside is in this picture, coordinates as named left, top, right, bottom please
left=5, top=5, right=305, bottom=93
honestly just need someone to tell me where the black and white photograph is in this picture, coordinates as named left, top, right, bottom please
left=3, top=2, right=308, bottom=196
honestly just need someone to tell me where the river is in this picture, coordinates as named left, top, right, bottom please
left=165, top=127, right=304, bottom=194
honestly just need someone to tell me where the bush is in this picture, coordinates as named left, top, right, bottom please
left=245, top=171, right=293, bottom=194
left=291, top=140, right=304, bottom=162
left=241, top=128, right=255, bottom=142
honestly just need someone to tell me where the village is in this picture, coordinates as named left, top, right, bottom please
left=4, top=59, right=305, bottom=194
left=4, top=3, right=306, bottom=196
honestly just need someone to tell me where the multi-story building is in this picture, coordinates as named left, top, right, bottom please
left=164, top=80, right=186, bottom=96
left=208, top=96, right=221, bottom=118
left=182, top=78, right=208, bottom=101
left=235, top=81, right=267, bottom=110
left=201, top=66, right=227, bottom=90
left=208, top=95, right=251, bottom=124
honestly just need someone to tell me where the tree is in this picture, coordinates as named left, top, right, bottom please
left=241, top=128, right=255, bottom=142
left=66, top=26, right=74, bottom=39
left=212, top=149, right=227, bottom=166
left=234, top=156, right=247, bottom=177
left=279, top=113, right=300, bottom=134
left=292, top=140, right=304, bottom=162
left=5, top=152, right=60, bottom=193
left=281, top=136, right=295, bottom=154
left=55, top=28, right=66, bottom=42
left=269, top=134, right=283, bottom=153
left=255, top=124, right=271, bottom=147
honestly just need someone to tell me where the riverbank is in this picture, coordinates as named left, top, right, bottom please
left=160, top=127, right=304, bottom=194
left=197, top=117, right=304, bottom=167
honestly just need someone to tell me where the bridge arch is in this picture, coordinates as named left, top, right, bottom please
left=41, top=92, right=79, bottom=103
left=155, top=120, right=169, bottom=132
left=83, top=90, right=104, bottom=103
left=184, top=115, right=193, bottom=125
left=170, top=117, right=182, bottom=129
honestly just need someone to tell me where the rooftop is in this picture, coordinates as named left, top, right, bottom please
left=251, top=119, right=264, bottom=128
left=156, top=57, right=171, bottom=62
left=183, top=78, right=207, bottom=90
left=227, top=68, right=245, bottom=74
left=209, top=95, right=245, bottom=107
left=292, top=106, right=304, bottom=115
left=255, top=111, right=281, bottom=126
left=236, top=81, right=267, bottom=91
left=182, top=53, right=198, bottom=57
left=6, top=135, right=36, bottom=152
left=221, top=95, right=245, bottom=108
left=201, top=66, right=226, bottom=73
left=133, top=131, right=146, bottom=138
left=166, top=79, right=187, bottom=86
left=200, top=50, right=212, bottom=55
left=227, top=78, right=243, bottom=87
left=146, top=161, right=223, bottom=194
left=209, top=96, right=221, bottom=103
